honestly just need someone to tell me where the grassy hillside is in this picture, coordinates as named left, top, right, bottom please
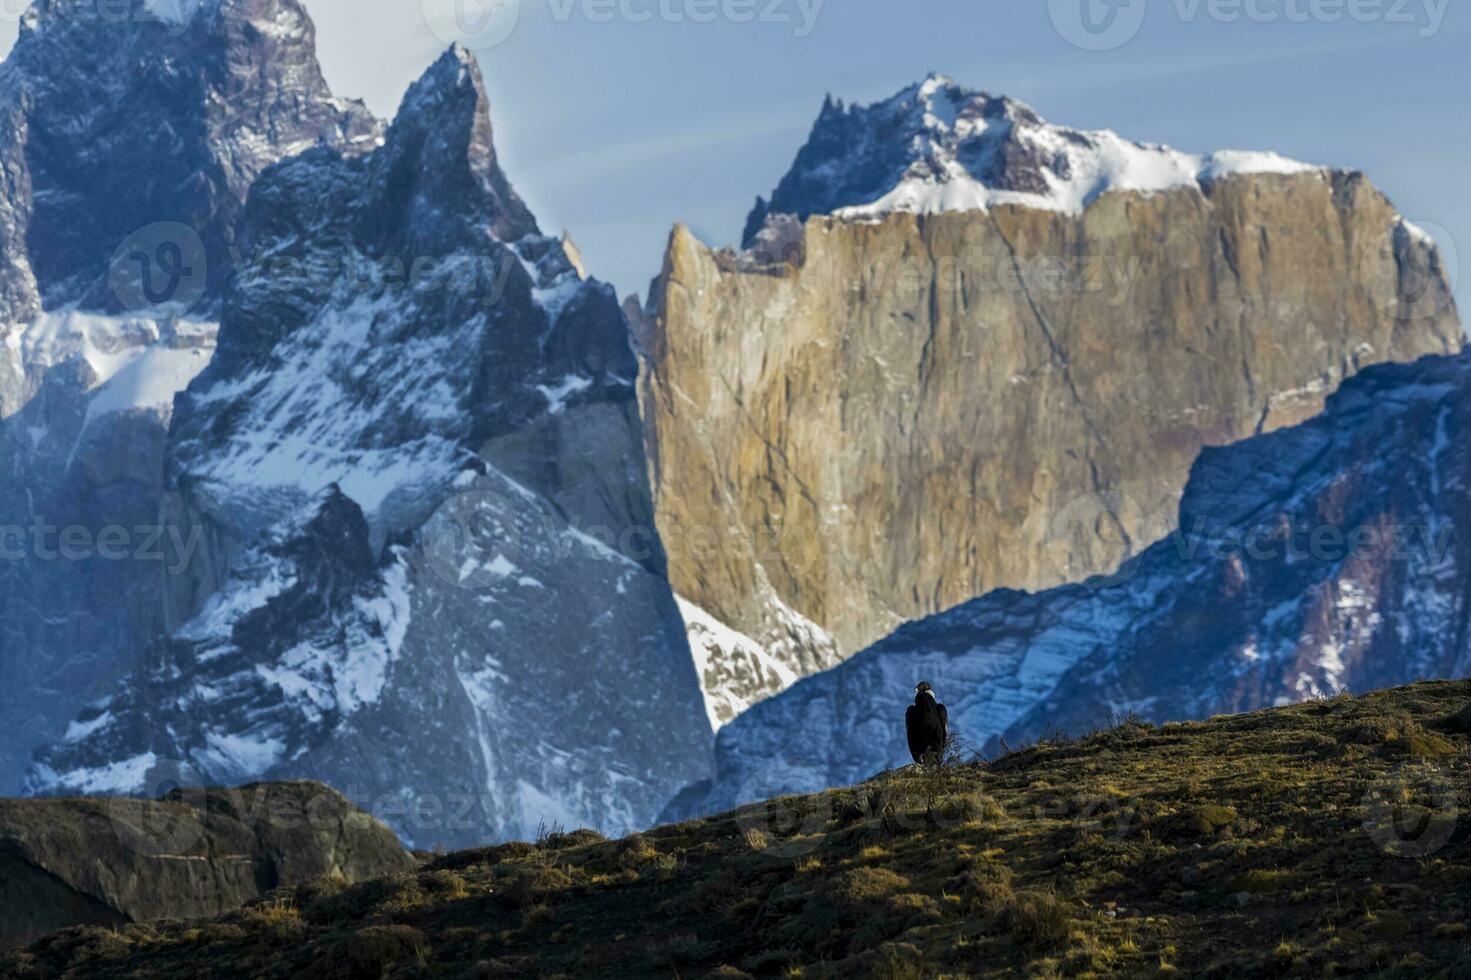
left=4, top=681, right=1469, bottom=979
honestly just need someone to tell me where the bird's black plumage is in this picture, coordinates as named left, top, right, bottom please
left=905, top=681, right=948, bottom=764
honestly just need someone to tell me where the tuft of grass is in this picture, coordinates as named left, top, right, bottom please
left=500, top=864, right=573, bottom=908
left=521, top=904, right=555, bottom=928
left=1186, top=804, right=1238, bottom=836
left=832, top=867, right=910, bottom=905
left=993, top=888, right=1075, bottom=948
left=741, top=828, right=769, bottom=853
left=322, top=925, right=428, bottom=978
left=541, top=828, right=607, bottom=850
left=420, top=869, right=469, bottom=900
left=237, top=898, right=304, bottom=946
left=1385, top=728, right=1460, bottom=758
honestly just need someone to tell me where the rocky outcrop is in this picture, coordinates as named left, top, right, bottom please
left=0, top=781, right=413, bottom=942
left=640, top=77, right=1462, bottom=723
left=0, top=0, right=378, bottom=794
left=0, top=0, right=377, bottom=319
left=31, top=46, right=712, bottom=846
left=673, top=351, right=1471, bottom=816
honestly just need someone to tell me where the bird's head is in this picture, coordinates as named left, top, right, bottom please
left=915, top=681, right=935, bottom=699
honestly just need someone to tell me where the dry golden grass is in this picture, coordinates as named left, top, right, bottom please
left=3, top=680, right=1468, bottom=978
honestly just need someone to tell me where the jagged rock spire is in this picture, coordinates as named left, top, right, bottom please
left=1, top=0, right=378, bottom=315
left=366, top=44, right=538, bottom=247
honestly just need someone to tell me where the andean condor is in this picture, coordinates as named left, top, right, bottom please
left=905, top=681, right=948, bottom=765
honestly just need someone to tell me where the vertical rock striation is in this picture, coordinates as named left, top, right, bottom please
left=678, top=350, right=1471, bottom=816
left=640, top=75, right=1462, bottom=723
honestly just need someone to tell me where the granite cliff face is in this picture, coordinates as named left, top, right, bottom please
left=0, top=0, right=377, bottom=792
left=679, top=351, right=1471, bottom=816
left=639, top=76, right=1462, bottom=725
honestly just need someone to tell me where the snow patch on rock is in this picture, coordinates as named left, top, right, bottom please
left=754, top=73, right=1326, bottom=234
left=833, top=77, right=1323, bottom=219
left=679, top=596, right=799, bottom=730
left=45, top=752, right=158, bottom=796
left=3, top=310, right=217, bottom=423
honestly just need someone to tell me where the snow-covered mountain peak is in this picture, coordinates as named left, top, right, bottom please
left=744, top=75, right=1322, bottom=245
left=0, top=0, right=387, bottom=795
left=4, top=0, right=712, bottom=842
left=1, top=0, right=379, bottom=318
left=163, top=44, right=628, bottom=550
left=915, top=71, right=956, bottom=95
left=377, top=44, right=538, bottom=247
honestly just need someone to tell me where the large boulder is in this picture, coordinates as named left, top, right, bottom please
left=0, top=781, right=414, bottom=942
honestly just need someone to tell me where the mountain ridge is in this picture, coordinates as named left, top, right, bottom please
left=14, top=3, right=712, bottom=846
left=641, top=84, right=1462, bottom=727
left=0, top=0, right=381, bottom=794
left=742, top=72, right=1323, bottom=246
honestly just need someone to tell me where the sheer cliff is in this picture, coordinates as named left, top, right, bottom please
left=639, top=75, right=1462, bottom=725
left=682, top=350, right=1471, bottom=816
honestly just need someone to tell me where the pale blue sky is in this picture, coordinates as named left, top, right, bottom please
left=2, top=0, right=1466, bottom=306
